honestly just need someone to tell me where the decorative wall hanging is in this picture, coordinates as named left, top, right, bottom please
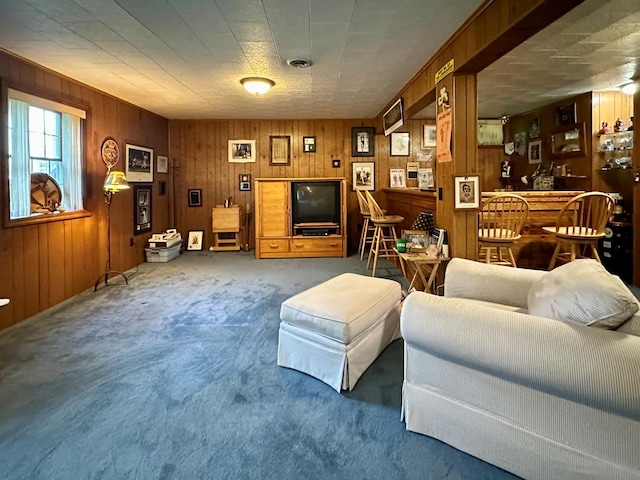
left=133, top=184, right=152, bottom=234
left=156, top=155, right=168, bottom=173
left=125, top=144, right=153, bottom=183
left=270, top=136, right=290, bottom=165
left=351, top=127, right=375, bottom=157
left=228, top=140, right=256, bottom=163
left=390, top=132, right=410, bottom=156
left=352, top=162, right=375, bottom=191
left=303, top=136, right=316, bottom=153
left=454, top=175, right=480, bottom=210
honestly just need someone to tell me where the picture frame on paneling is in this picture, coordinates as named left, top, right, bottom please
left=383, top=98, right=404, bottom=136
left=270, top=135, right=290, bottom=165
left=125, top=144, right=153, bottom=183
left=351, top=127, right=375, bottom=157
left=303, top=136, right=316, bottom=153
left=454, top=175, right=480, bottom=210
left=228, top=140, right=256, bottom=163
left=188, top=189, right=202, bottom=207
left=528, top=140, right=542, bottom=164
left=352, top=162, right=375, bottom=191
left=187, top=230, right=204, bottom=251
left=529, top=118, right=541, bottom=139
left=422, top=125, right=436, bottom=148
left=156, top=155, right=168, bottom=173
left=239, top=174, right=251, bottom=191
left=133, top=184, right=152, bottom=235
left=390, top=132, right=410, bottom=156
left=556, top=103, right=577, bottom=126
left=477, top=120, right=504, bottom=146
left=390, top=168, right=406, bottom=188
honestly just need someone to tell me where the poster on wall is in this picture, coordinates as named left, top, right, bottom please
left=436, top=108, right=452, bottom=163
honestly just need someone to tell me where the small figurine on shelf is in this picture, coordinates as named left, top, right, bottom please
left=628, top=116, right=634, bottom=131
left=614, top=118, right=623, bottom=133
left=597, top=121, right=609, bottom=135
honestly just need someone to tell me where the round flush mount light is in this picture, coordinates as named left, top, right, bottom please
left=240, top=77, right=275, bottom=95
left=287, top=59, right=312, bottom=69
left=621, top=82, right=637, bottom=95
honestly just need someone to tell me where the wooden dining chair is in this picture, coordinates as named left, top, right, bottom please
left=542, top=192, right=614, bottom=269
left=478, top=193, right=529, bottom=267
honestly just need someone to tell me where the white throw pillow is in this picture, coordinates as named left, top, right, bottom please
left=527, top=259, right=638, bottom=329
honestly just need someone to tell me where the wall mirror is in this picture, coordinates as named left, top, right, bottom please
left=549, top=122, right=586, bottom=159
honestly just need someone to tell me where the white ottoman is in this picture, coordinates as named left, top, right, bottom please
left=277, top=273, right=402, bottom=392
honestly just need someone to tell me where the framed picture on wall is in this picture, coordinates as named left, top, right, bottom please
left=390, top=132, right=410, bottom=156
left=352, top=162, right=375, bottom=191
left=422, top=125, right=436, bottom=148
left=125, top=144, right=153, bottom=183
left=303, top=136, right=316, bottom=153
left=270, top=135, right=291, bottom=165
left=228, top=140, right=256, bottom=163
left=351, top=127, right=375, bottom=157
left=188, top=189, right=202, bottom=207
left=528, top=140, right=542, bottom=164
left=133, top=184, right=152, bottom=234
left=453, top=175, right=480, bottom=210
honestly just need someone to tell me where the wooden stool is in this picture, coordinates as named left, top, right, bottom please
left=212, top=205, right=242, bottom=251
left=364, top=191, right=404, bottom=277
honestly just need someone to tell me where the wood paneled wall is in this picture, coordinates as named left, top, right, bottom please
left=169, top=118, right=434, bottom=251
left=506, top=92, right=593, bottom=191
left=0, top=52, right=169, bottom=330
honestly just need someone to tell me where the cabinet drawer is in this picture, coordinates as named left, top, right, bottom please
left=258, top=239, right=290, bottom=255
left=290, top=237, right=343, bottom=253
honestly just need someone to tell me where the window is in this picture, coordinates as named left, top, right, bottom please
left=7, top=89, right=85, bottom=220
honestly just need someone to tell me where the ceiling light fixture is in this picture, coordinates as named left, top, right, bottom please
left=621, top=82, right=637, bottom=95
left=240, top=77, right=275, bottom=95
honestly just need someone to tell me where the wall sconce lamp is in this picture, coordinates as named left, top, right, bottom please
left=240, top=77, right=275, bottom=95
left=94, top=170, right=130, bottom=291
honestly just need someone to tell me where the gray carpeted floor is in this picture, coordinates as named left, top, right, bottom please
left=0, top=252, right=518, bottom=480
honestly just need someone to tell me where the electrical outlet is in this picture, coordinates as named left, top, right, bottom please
left=130, top=237, right=135, bottom=246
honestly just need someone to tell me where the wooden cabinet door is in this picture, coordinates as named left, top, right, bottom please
left=257, top=181, right=289, bottom=237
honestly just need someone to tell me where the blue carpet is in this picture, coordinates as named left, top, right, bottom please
left=0, top=252, right=517, bottom=479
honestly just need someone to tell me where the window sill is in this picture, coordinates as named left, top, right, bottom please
left=4, top=209, right=92, bottom=228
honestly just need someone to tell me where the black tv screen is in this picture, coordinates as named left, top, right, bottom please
left=291, top=181, right=340, bottom=225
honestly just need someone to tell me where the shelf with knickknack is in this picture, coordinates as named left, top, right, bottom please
left=595, top=130, right=634, bottom=215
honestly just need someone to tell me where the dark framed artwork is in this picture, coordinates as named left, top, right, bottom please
left=133, top=184, right=152, bottom=235
left=556, top=103, right=577, bottom=126
left=188, top=189, right=202, bottom=207
left=351, top=127, right=375, bottom=157
left=303, top=136, right=316, bottom=153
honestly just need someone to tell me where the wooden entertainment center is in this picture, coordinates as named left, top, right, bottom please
left=254, top=178, right=348, bottom=259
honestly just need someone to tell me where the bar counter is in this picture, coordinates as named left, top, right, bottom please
left=384, top=188, right=584, bottom=270
left=382, top=188, right=436, bottom=233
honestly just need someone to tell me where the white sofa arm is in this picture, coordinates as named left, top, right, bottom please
left=401, top=291, right=640, bottom=419
left=445, top=258, right=545, bottom=308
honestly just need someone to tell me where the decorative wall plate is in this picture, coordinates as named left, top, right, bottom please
left=101, top=137, right=120, bottom=168
left=30, top=173, right=62, bottom=213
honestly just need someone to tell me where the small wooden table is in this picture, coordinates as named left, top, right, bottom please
left=395, top=249, right=449, bottom=294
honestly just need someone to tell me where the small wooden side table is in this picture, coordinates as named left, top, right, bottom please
left=212, top=205, right=242, bottom=251
left=395, top=249, right=449, bottom=294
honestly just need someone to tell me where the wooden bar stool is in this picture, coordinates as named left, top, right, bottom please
left=356, top=190, right=376, bottom=260
left=542, top=192, right=614, bottom=269
left=365, top=191, right=404, bottom=277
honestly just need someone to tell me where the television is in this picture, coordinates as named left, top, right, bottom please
left=291, top=181, right=341, bottom=225
left=383, top=97, right=404, bottom=136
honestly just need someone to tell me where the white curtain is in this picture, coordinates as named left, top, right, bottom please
left=8, top=99, right=31, bottom=219
left=61, top=113, right=83, bottom=212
